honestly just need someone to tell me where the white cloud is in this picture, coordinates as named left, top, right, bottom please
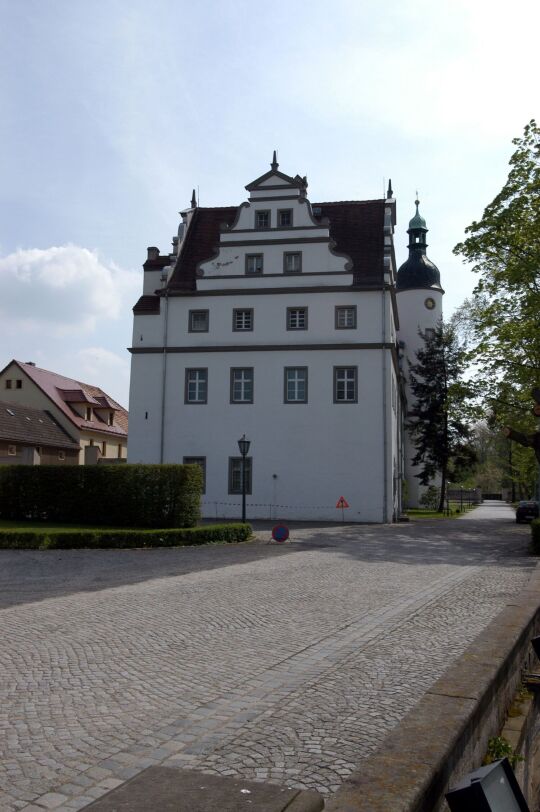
left=0, top=245, right=140, bottom=336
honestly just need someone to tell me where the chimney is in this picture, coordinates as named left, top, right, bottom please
left=25, top=361, right=36, bottom=366
left=147, top=247, right=160, bottom=260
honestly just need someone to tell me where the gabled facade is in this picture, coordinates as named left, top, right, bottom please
left=0, top=361, right=128, bottom=464
left=128, top=156, right=405, bottom=522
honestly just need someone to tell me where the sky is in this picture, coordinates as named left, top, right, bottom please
left=1, top=0, right=538, bottom=407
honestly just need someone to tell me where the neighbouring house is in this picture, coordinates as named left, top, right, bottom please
left=0, top=401, right=80, bottom=465
left=0, top=361, right=128, bottom=464
left=127, top=155, right=442, bottom=520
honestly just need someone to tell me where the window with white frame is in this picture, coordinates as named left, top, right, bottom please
left=286, top=307, right=307, bottom=330
left=230, top=368, right=254, bottom=403
left=255, top=210, right=270, bottom=228
left=334, top=367, right=357, bottom=403
left=7, top=444, right=16, bottom=456
left=229, top=457, right=252, bottom=494
left=185, top=368, right=208, bottom=403
left=183, top=456, right=207, bottom=493
left=335, top=305, right=357, bottom=329
left=189, top=309, right=209, bottom=332
left=233, top=308, right=253, bottom=331
left=246, top=254, right=263, bottom=274
left=58, top=450, right=66, bottom=461
left=283, top=252, right=302, bottom=274
left=284, top=367, right=308, bottom=403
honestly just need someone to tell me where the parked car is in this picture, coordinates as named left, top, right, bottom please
left=515, top=500, right=539, bottom=523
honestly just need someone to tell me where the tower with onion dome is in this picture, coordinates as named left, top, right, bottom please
left=396, top=198, right=444, bottom=508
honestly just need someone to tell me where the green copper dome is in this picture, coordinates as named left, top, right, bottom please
left=408, top=199, right=426, bottom=231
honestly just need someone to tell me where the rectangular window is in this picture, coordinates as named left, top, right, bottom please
left=5, top=379, right=11, bottom=389
left=101, top=441, right=107, bottom=456
left=284, top=367, right=308, bottom=403
left=7, top=444, right=16, bottom=456
left=284, top=252, right=302, bottom=274
left=334, top=367, right=357, bottom=403
left=233, top=308, right=254, bottom=331
left=58, top=450, right=66, bottom=461
left=229, top=457, right=252, bottom=494
left=85, top=407, right=92, bottom=421
left=108, top=412, right=114, bottom=426
left=335, top=306, right=357, bottom=329
left=185, top=368, right=208, bottom=404
left=117, top=443, right=122, bottom=459
left=287, top=307, right=308, bottom=330
left=278, top=209, right=293, bottom=227
left=189, top=309, right=209, bottom=332
left=255, top=210, right=270, bottom=229
left=183, top=456, right=207, bottom=494
left=16, top=380, right=22, bottom=389
left=230, top=368, right=254, bottom=403
left=246, top=254, right=263, bottom=274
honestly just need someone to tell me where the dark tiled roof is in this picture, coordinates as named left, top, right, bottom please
left=313, top=200, right=386, bottom=286
left=133, top=295, right=161, bottom=314
left=3, top=362, right=128, bottom=437
left=164, top=200, right=385, bottom=291
left=168, top=207, right=238, bottom=291
left=0, top=401, right=79, bottom=449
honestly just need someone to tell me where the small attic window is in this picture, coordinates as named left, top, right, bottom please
left=25, top=416, right=31, bottom=421
left=108, top=412, right=114, bottom=426
left=6, top=408, right=15, bottom=416
left=5, top=379, right=12, bottom=389
left=86, top=407, right=92, bottom=421
left=312, top=206, right=322, bottom=217
left=16, top=380, right=22, bottom=389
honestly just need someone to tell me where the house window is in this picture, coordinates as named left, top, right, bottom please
left=284, top=367, right=308, bottom=403
left=7, top=444, right=16, bottom=456
left=5, top=379, right=11, bottom=389
left=334, top=367, right=357, bottom=403
left=189, top=309, right=209, bottom=333
left=183, top=456, right=207, bottom=493
left=16, top=380, right=22, bottom=389
left=230, top=368, right=254, bottom=404
left=58, top=450, right=66, bottom=461
left=246, top=254, right=263, bottom=274
left=278, top=209, right=293, bottom=227
left=284, top=252, right=302, bottom=274
left=117, top=443, right=122, bottom=458
left=185, top=369, right=208, bottom=404
left=255, top=210, right=270, bottom=229
left=233, top=308, right=253, bottom=331
left=108, top=412, right=114, bottom=426
left=287, top=307, right=308, bottom=330
left=101, top=441, right=107, bottom=456
left=85, top=407, right=92, bottom=421
left=229, top=457, right=252, bottom=494
left=335, top=306, right=357, bottom=329
left=89, top=439, right=94, bottom=446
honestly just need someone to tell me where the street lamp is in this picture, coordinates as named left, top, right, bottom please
left=237, top=434, right=250, bottom=523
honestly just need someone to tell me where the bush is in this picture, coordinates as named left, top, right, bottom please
left=0, top=523, right=252, bottom=550
left=420, top=485, right=440, bottom=510
left=0, top=464, right=202, bottom=528
left=530, top=519, right=540, bottom=553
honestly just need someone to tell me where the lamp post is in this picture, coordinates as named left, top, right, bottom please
left=237, top=434, right=250, bottom=523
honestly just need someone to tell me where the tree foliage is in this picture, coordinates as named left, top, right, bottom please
left=408, top=322, right=476, bottom=512
left=453, top=120, right=540, bottom=418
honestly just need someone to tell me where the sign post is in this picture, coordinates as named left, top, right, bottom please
left=335, top=496, right=350, bottom=522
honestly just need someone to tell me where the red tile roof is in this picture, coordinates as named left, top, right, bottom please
left=2, top=361, right=128, bottom=438
left=163, top=200, right=385, bottom=292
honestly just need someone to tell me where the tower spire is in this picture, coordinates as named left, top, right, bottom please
left=271, top=150, right=279, bottom=171
left=190, top=189, right=197, bottom=209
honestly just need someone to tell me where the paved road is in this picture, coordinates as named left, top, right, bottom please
left=0, top=502, right=535, bottom=810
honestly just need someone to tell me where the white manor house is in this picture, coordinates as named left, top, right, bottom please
left=128, top=155, right=443, bottom=522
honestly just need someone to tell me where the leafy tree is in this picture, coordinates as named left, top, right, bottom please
left=408, top=322, right=476, bottom=512
left=453, top=120, right=540, bottom=419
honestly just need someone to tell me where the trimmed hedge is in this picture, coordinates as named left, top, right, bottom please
left=0, top=523, right=252, bottom=550
left=0, top=464, right=202, bottom=528
left=531, top=519, right=540, bottom=553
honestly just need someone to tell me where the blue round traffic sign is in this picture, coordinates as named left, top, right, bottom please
left=272, top=524, right=289, bottom=542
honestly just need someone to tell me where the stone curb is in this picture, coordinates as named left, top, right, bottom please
left=325, top=560, right=540, bottom=812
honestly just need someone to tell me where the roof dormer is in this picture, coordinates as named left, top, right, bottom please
left=245, top=152, right=308, bottom=202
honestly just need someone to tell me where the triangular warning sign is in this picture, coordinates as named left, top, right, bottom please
left=336, top=496, right=349, bottom=508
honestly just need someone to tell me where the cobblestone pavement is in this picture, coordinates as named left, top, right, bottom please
left=0, top=502, right=536, bottom=810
